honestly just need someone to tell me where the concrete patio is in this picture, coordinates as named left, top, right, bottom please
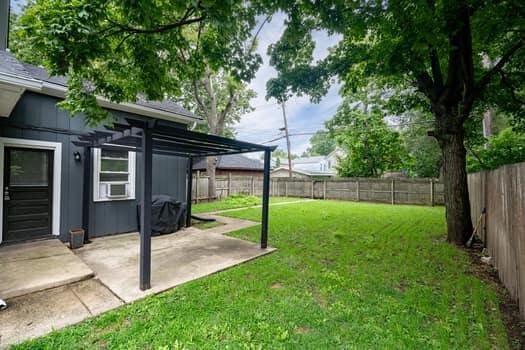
left=74, top=215, right=273, bottom=303
left=0, top=215, right=275, bottom=348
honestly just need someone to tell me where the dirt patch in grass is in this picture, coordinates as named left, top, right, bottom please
left=466, top=242, right=525, bottom=350
left=270, top=282, right=283, bottom=289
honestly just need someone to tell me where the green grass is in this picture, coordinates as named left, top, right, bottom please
left=192, top=194, right=304, bottom=214
left=13, top=200, right=509, bottom=349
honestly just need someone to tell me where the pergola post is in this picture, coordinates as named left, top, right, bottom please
left=81, top=146, right=92, bottom=243
left=261, top=149, right=271, bottom=249
left=139, top=126, right=153, bottom=291
left=186, top=156, right=193, bottom=227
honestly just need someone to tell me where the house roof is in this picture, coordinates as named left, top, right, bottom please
left=0, top=50, right=202, bottom=124
left=193, top=154, right=264, bottom=171
left=292, top=156, right=326, bottom=164
left=271, top=166, right=336, bottom=177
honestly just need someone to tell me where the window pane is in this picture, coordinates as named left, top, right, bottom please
left=100, top=173, right=129, bottom=182
left=101, top=159, right=128, bottom=172
left=10, top=149, right=49, bottom=186
left=101, top=149, right=128, bottom=159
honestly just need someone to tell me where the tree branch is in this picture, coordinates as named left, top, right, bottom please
left=105, top=12, right=204, bottom=35
left=429, top=47, right=444, bottom=89
left=474, top=37, right=525, bottom=95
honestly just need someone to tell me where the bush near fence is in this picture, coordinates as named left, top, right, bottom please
left=468, top=162, right=525, bottom=317
left=192, top=172, right=444, bottom=206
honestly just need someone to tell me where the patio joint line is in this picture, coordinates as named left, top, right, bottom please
left=68, top=284, right=93, bottom=317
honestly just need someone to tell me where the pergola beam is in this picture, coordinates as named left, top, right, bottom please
left=139, top=126, right=153, bottom=291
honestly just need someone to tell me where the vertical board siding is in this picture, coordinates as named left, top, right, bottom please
left=468, top=162, right=525, bottom=316
left=0, top=92, right=188, bottom=241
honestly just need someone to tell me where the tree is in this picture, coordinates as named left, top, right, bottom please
left=327, top=97, right=407, bottom=177
left=467, top=127, right=525, bottom=173
left=179, top=69, right=256, bottom=198
left=12, top=0, right=262, bottom=126
left=265, top=1, right=525, bottom=244
left=399, top=112, right=442, bottom=178
left=304, top=130, right=335, bottom=157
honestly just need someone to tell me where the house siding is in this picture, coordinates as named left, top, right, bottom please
left=0, top=91, right=188, bottom=241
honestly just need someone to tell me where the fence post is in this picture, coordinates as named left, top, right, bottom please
left=391, top=179, right=395, bottom=205
left=311, top=181, right=315, bottom=199
left=323, top=180, right=326, bottom=200
left=285, top=181, right=288, bottom=197
left=195, top=171, right=200, bottom=203
left=430, top=179, right=434, bottom=206
left=356, top=179, right=360, bottom=201
left=227, top=172, right=232, bottom=197
left=250, top=176, right=255, bottom=195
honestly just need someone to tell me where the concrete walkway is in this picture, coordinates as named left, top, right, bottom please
left=0, top=239, right=94, bottom=299
left=0, top=279, right=122, bottom=347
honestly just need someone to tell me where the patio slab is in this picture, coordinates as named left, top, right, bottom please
left=0, top=239, right=94, bottom=299
left=0, top=278, right=123, bottom=348
left=74, top=216, right=275, bottom=303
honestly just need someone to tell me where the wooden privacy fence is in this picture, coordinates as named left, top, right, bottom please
left=468, top=162, right=525, bottom=317
left=192, top=173, right=444, bottom=206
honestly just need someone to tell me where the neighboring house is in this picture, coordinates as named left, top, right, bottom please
left=0, top=50, right=202, bottom=244
left=271, top=149, right=345, bottom=178
left=271, top=167, right=315, bottom=179
left=193, top=154, right=264, bottom=177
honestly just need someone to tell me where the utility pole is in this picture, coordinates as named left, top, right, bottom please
left=280, top=100, right=293, bottom=178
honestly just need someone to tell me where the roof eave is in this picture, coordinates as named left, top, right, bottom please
left=0, top=71, right=205, bottom=125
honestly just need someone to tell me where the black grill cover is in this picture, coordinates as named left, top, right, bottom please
left=137, top=195, right=187, bottom=235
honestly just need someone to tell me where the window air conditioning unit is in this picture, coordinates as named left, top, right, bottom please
left=107, top=183, right=127, bottom=198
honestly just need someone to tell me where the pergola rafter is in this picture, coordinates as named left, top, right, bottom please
left=74, top=118, right=275, bottom=291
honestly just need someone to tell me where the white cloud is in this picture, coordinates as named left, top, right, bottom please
left=235, top=14, right=342, bottom=157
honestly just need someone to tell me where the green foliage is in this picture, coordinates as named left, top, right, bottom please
left=467, top=128, right=525, bottom=173
left=11, top=0, right=262, bottom=126
left=327, top=97, right=408, bottom=177
left=180, top=69, right=256, bottom=138
left=13, top=201, right=508, bottom=349
left=304, top=130, right=335, bottom=156
left=400, top=112, right=442, bottom=178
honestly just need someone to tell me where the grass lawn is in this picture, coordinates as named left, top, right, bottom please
left=13, top=200, right=509, bottom=349
left=192, top=194, right=304, bottom=214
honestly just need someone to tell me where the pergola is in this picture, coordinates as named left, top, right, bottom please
left=74, top=118, right=276, bottom=290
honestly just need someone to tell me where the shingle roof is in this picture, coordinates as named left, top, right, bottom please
left=0, top=50, right=201, bottom=122
left=193, top=154, right=264, bottom=171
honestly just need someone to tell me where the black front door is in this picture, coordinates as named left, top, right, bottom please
left=3, top=147, right=53, bottom=243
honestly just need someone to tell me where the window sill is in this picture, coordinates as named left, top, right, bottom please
left=93, top=197, right=136, bottom=203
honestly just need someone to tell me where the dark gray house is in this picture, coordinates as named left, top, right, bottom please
left=0, top=50, right=202, bottom=244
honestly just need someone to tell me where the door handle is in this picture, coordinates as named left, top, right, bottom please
left=4, top=187, right=10, bottom=201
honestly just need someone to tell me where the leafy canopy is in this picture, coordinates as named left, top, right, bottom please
left=304, top=130, right=335, bottom=157
left=327, top=98, right=407, bottom=177
left=467, top=128, right=525, bottom=173
left=14, top=0, right=263, bottom=125
left=265, top=1, right=525, bottom=127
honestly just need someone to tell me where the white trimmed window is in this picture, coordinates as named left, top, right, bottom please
left=93, top=148, right=136, bottom=201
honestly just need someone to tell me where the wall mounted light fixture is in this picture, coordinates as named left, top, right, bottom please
left=73, top=151, right=82, bottom=162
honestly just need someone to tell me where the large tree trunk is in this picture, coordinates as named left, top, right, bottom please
left=439, top=129, right=473, bottom=244
left=206, top=157, right=217, bottom=200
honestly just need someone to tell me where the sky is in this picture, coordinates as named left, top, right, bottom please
left=236, top=14, right=342, bottom=157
